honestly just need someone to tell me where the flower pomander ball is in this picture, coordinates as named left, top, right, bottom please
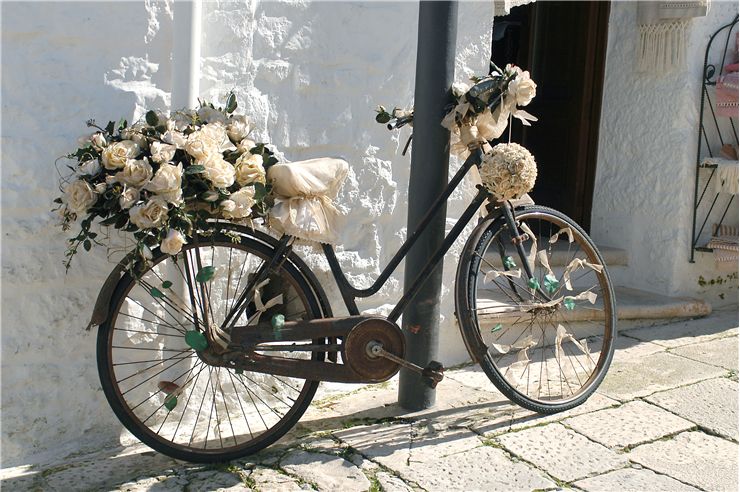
left=480, top=143, right=537, bottom=201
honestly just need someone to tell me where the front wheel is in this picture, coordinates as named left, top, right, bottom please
left=455, top=206, right=617, bottom=414
left=97, top=229, right=326, bottom=462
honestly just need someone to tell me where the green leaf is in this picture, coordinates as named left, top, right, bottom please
left=195, top=266, right=216, bottom=283
left=376, top=112, right=391, bottom=124
left=145, top=110, right=159, bottom=126
left=161, top=280, right=173, bottom=289
left=83, top=240, right=91, bottom=251
left=150, top=287, right=165, bottom=298
left=155, top=125, right=167, bottom=134
left=105, top=121, right=115, bottom=134
left=185, top=165, right=205, bottom=175
left=53, top=197, right=63, bottom=204
left=185, top=330, right=208, bottom=351
left=253, top=182, right=267, bottom=202
left=225, top=92, right=237, bottom=113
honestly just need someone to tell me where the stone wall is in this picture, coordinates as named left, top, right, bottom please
left=592, top=0, right=739, bottom=303
left=1, top=0, right=492, bottom=466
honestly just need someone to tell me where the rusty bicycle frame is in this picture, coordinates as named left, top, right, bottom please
left=209, top=145, right=548, bottom=386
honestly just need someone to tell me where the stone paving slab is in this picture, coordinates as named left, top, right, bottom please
left=250, top=466, right=305, bottom=491
left=646, top=377, right=739, bottom=440
left=572, top=467, right=700, bottom=491
left=623, top=310, right=738, bottom=348
left=628, top=431, right=738, bottom=491
left=336, top=422, right=555, bottom=490
left=495, top=423, right=628, bottom=482
left=597, top=351, right=727, bottom=401
left=563, top=400, right=694, bottom=449
left=280, top=450, right=370, bottom=491
left=669, top=335, right=739, bottom=371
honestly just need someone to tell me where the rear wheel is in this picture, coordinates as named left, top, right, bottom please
left=97, top=229, right=325, bottom=462
left=456, top=206, right=617, bottom=413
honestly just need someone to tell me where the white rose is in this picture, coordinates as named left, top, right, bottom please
left=201, top=155, right=235, bottom=189
left=129, top=196, right=169, bottom=229
left=237, top=138, right=257, bottom=154
left=162, top=130, right=187, bottom=149
left=150, top=141, right=177, bottom=164
left=119, top=186, right=140, bottom=209
left=227, top=115, right=251, bottom=142
left=94, top=182, right=107, bottom=194
left=78, top=159, right=101, bottom=176
left=114, top=158, right=154, bottom=188
left=451, top=82, right=470, bottom=98
left=201, top=122, right=237, bottom=153
left=121, top=124, right=148, bottom=149
left=184, top=123, right=234, bottom=160
left=220, top=199, right=236, bottom=213
left=197, top=106, right=229, bottom=124
left=507, top=72, right=536, bottom=107
left=65, top=179, right=98, bottom=213
left=168, top=110, right=195, bottom=131
left=146, top=163, right=183, bottom=204
left=102, top=140, right=140, bottom=170
left=222, top=187, right=255, bottom=219
left=235, top=153, right=265, bottom=186
left=160, top=228, right=187, bottom=255
left=90, top=133, right=107, bottom=150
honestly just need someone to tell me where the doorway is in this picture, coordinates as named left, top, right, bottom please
left=491, top=1, right=611, bottom=230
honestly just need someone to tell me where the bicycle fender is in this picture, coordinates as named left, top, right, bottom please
left=86, top=260, right=128, bottom=331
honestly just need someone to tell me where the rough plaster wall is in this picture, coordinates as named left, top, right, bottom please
left=1, top=0, right=491, bottom=465
left=592, top=0, right=739, bottom=304
left=1, top=1, right=175, bottom=466
left=198, top=0, right=493, bottom=364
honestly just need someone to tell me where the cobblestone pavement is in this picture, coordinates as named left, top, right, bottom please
left=3, top=307, right=738, bottom=491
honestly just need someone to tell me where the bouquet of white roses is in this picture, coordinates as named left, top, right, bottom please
left=54, top=93, right=278, bottom=271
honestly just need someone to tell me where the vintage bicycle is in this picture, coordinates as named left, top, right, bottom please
left=86, top=66, right=617, bottom=463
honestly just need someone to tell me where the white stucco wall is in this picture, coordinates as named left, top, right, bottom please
left=592, top=0, right=739, bottom=304
left=1, top=0, right=492, bottom=465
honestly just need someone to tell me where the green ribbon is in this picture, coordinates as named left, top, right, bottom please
left=185, top=330, right=208, bottom=351
left=527, top=277, right=540, bottom=290
left=543, top=274, right=560, bottom=294
left=563, top=298, right=576, bottom=311
left=503, top=256, right=517, bottom=269
left=272, top=314, right=285, bottom=341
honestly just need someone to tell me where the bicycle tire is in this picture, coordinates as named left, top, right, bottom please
left=455, top=205, right=617, bottom=414
left=97, top=230, right=325, bottom=462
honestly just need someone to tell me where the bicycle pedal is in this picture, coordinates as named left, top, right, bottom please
left=421, top=360, right=445, bottom=389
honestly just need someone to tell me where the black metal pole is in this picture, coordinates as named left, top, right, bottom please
left=398, top=0, right=458, bottom=411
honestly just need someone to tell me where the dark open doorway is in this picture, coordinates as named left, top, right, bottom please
left=491, top=1, right=610, bottom=230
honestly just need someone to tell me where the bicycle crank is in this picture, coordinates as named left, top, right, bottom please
left=226, top=316, right=419, bottom=384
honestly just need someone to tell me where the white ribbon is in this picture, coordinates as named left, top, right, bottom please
left=555, top=324, right=594, bottom=371
left=562, top=258, right=604, bottom=291
left=518, top=221, right=538, bottom=274
left=483, top=268, right=522, bottom=283
left=252, top=279, right=284, bottom=324
left=549, top=227, right=574, bottom=244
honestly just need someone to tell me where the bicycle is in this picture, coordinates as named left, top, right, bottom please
left=92, top=71, right=617, bottom=463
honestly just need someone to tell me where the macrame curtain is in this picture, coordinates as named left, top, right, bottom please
left=494, top=0, right=535, bottom=17
left=637, top=0, right=710, bottom=73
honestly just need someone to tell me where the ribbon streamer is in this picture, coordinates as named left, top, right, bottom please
left=483, top=268, right=522, bottom=283
left=517, top=221, right=538, bottom=274
left=562, top=258, right=604, bottom=291
left=252, top=279, right=284, bottom=324
left=554, top=324, right=594, bottom=372
left=549, top=227, right=574, bottom=244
